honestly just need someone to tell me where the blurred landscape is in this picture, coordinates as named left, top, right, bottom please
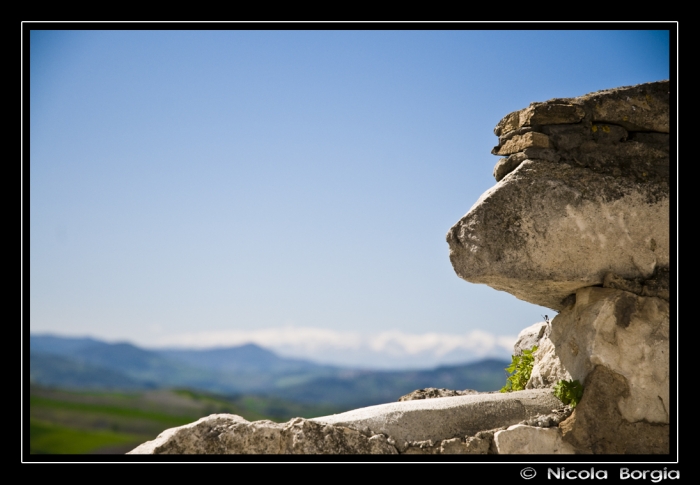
left=28, top=333, right=509, bottom=454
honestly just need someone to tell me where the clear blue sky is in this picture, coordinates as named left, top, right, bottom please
left=28, top=28, right=671, bottom=369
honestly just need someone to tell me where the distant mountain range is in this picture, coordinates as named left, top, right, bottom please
left=28, top=334, right=510, bottom=409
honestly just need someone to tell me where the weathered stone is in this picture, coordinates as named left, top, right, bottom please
left=440, top=435, right=492, bottom=454
left=494, top=111, right=522, bottom=137
left=541, top=123, right=626, bottom=151
left=603, top=267, right=669, bottom=301
left=518, top=407, right=573, bottom=427
left=494, top=131, right=669, bottom=185
left=127, top=414, right=398, bottom=454
left=526, top=332, right=566, bottom=389
left=498, top=126, right=535, bottom=144
left=446, top=80, right=671, bottom=456
left=493, top=424, right=576, bottom=454
left=491, top=81, right=669, bottom=186
left=401, top=427, right=503, bottom=455
left=398, top=387, right=478, bottom=401
left=522, top=147, right=561, bottom=163
left=526, top=104, right=586, bottom=128
left=572, top=144, right=668, bottom=185
left=492, top=132, right=550, bottom=156
left=494, top=153, right=527, bottom=182
left=528, top=287, right=669, bottom=426
left=535, top=123, right=669, bottom=184
left=494, top=81, right=669, bottom=136
left=446, top=160, right=669, bottom=310
left=580, top=80, right=670, bottom=133
left=495, top=103, right=585, bottom=137
left=439, top=437, right=468, bottom=454
left=513, top=320, right=549, bottom=356
left=559, top=366, right=670, bottom=454
left=312, top=389, right=564, bottom=444
left=403, top=439, right=440, bottom=454
left=405, top=431, right=497, bottom=455
left=628, top=131, right=670, bottom=148
left=471, top=429, right=503, bottom=454
left=494, top=148, right=562, bottom=182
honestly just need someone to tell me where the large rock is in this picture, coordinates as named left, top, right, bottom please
left=559, top=365, right=669, bottom=454
left=523, top=286, right=669, bottom=454
left=128, top=389, right=566, bottom=454
left=528, top=286, right=669, bottom=425
left=312, top=388, right=563, bottom=444
left=447, top=80, right=671, bottom=455
left=447, top=160, right=669, bottom=310
left=127, top=414, right=398, bottom=454
left=449, top=80, right=669, bottom=311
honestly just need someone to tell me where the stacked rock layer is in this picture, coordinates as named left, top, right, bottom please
left=447, top=80, right=669, bottom=311
left=445, top=80, right=671, bottom=454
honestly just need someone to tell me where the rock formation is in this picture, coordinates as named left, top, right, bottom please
left=128, top=80, right=671, bottom=455
left=129, top=389, right=568, bottom=455
left=447, top=80, right=671, bottom=454
left=127, top=414, right=398, bottom=455
left=527, top=287, right=670, bottom=453
left=447, top=80, right=669, bottom=311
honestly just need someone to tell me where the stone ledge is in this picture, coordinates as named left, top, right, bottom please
left=311, top=388, right=563, bottom=444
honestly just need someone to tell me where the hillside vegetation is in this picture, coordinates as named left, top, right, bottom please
left=28, top=385, right=343, bottom=454
left=28, top=334, right=509, bottom=454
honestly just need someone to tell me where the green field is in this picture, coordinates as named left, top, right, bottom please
left=27, top=385, right=344, bottom=454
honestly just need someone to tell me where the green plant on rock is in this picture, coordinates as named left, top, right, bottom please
left=553, top=379, right=583, bottom=408
left=500, top=345, right=537, bottom=393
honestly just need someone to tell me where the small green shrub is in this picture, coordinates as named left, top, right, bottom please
left=553, top=379, right=584, bottom=408
left=500, top=346, right=537, bottom=393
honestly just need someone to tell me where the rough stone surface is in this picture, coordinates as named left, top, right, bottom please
left=447, top=80, right=671, bottom=455
left=312, top=389, right=564, bottom=444
left=494, top=153, right=527, bottom=182
left=559, top=365, right=670, bottom=454
left=581, top=81, right=670, bottom=133
left=518, top=407, right=573, bottom=428
left=495, top=103, right=586, bottom=137
left=440, top=435, right=491, bottom=454
left=491, top=82, right=670, bottom=184
left=493, top=424, right=576, bottom=454
left=447, top=159, right=669, bottom=310
left=603, top=267, right=669, bottom=301
left=526, top=332, right=566, bottom=389
left=398, top=387, right=478, bottom=401
left=513, top=320, right=549, bottom=356
left=528, top=286, right=669, bottom=425
left=492, top=132, right=550, bottom=156
left=494, top=80, right=669, bottom=137
left=396, top=427, right=505, bottom=455
left=127, top=414, right=398, bottom=454
left=128, top=391, right=568, bottom=454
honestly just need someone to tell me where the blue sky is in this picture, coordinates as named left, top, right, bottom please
left=27, top=28, right=671, bottom=369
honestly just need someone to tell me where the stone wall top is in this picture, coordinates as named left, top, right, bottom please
left=494, top=80, right=669, bottom=138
